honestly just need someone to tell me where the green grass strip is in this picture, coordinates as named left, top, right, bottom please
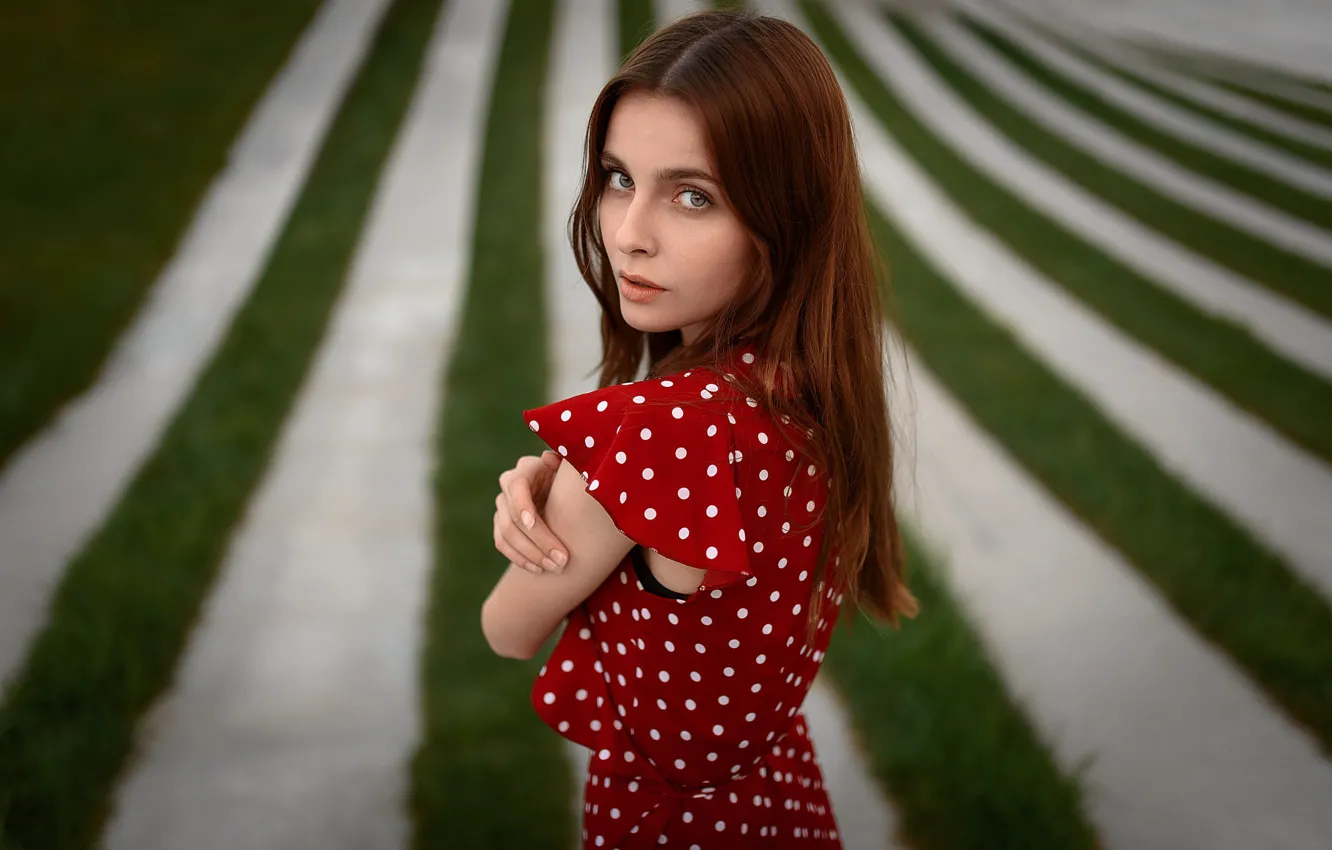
left=0, top=0, right=443, bottom=846
left=844, top=11, right=1332, bottom=465
left=1206, top=78, right=1332, bottom=130
left=407, top=1, right=572, bottom=848
left=1029, top=20, right=1332, bottom=172
left=0, top=0, right=323, bottom=471
left=804, top=0, right=1332, bottom=755
left=619, top=0, right=655, bottom=62
left=890, top=10, right=1332, bottom=322
left=826, top=535, right=1098, bottom=849
left=960, top=14, right=1332, bottom=229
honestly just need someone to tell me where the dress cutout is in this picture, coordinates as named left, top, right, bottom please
left=522, top=344, right=847, bottom=848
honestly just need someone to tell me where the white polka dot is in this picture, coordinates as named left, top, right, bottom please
left=701, top=616, right=713, bottom=625
left=751, top=683, right=762, bottom=693
left=675, top=446, right=687, bottom=459
left=762, top=624, right=773, bottom=634
left=753, top=541, right=764, bottom=553
left=686, top=698, right=697, bottom=709
left=557, top=445, right=567, bottom=456
left=659, top=671, right=670, bottom=682
left=746, top=712, right=757, bottom=721
left=559, top=721, right=569, bottom=731
left=803, top=535, right=812, bottom=547
left=562, top=660, right=575, bottom=672
left=668, top=613, right=679, bottom=625
left=737, top=608, right=748, bottom=619
left=644, top=507, right=657, bottom=520
left=640, top=428, right=652, bottom=440
left=633, top=395, right=645, bottom=404
left=724, top=667, right=735, bottom=677
left=561, top=410, right=572, bottom=421
left=706, top=504, right=718, bottom=517
left=756, top=654, right=766, bottom=664
left=679, top=527, right=690, bottom=539
left=675, top=759, right=687, bottom=769
left=661, top=380, right=673, bottom=388
left=770, top=591, right=780, bottom=602
left=615, top=451, right=627, bottom=464
left=793, top=604, right=802, bottom=615
left=543, top=692, right=555, bottom=704
left=710, top=589, right=723, bottom=599
left=681, top=730, right=692, bottom=740
left=706, top=546, right=718, bottom=559
left=719, top=695, right=730, bottom=705
left=599, top=748, right=611, bottom=760
left=529, top=420, right=540, bottom=431
left=713, top=724, right=724, bottom=735
left=706, top=464, right=718, bottom=477
left=759, top=469, right=769, bottom=481
left=620, top=492, right=628, bottom=504
left=806, top=500, right=815, bottom=512
left=799, top=570, right=809, bottom=581
left=700, top=390, right=713, bottom=399
left=716, top=821, right=726, bottom=831
left=664, top=640, right=675, bottom=652
left=690, top=671, right=701, bottom=682
left=584, top=436, right=595, bottom=448
left=707, top=424, right=717, bottom=437
left=597, top=400, right=609, bottom=411
left=643, top=468, right=654, bottom=480
left=758, top=432, right=768, bottom=444
left=678, top=487, right=690, bottom=499
left=672, top=407, right=684, bottom=419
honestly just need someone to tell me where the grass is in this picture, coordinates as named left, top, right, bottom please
left=803, top=0, right=1332, bottom=757
left=957, top=13, right=1332, bottom=229
left=0, top=0, right=323, bottom=472
left=1026, top=19, right=1332, bottom=173
left=0, top=0, right=444, bottom=846
left=407, top=1, right=575, bottom=847
left=889, top=10, right=1332, bottom=323
left=619, top=0, right=655, bottom=62
left=825, top=535, right=1099, bottom=849
left=855, top=9, right=1332, bottom=466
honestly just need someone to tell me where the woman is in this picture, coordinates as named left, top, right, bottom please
left=482, top=9, right=917, bottom=848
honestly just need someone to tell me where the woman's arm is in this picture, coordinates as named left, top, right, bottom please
left=481, top=458, right=636, bottom=659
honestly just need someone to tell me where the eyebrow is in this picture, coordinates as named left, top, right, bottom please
left=600, top=151, right=718, bottom=186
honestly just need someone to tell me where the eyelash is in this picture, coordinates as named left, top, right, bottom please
left=602, top=167, right=714, bottom=212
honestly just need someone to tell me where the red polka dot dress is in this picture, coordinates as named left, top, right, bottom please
left=522, top=344, right=847, bottom=849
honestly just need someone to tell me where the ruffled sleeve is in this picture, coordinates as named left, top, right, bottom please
left=522, top=380, right=754, bottom=593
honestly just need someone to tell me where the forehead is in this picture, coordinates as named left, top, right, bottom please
left=604, top=91, right=712, bottom=169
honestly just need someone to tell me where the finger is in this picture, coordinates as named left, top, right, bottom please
left=494, top=529, right=542, bottom=575
left=495, top=501, right=558, bottom=571
left=500, top=479, right=569, bottom=568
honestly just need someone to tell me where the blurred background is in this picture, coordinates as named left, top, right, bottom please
left=2, top=0, right=1331, bottom=848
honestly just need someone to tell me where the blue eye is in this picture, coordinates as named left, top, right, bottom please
left=607, top=169, right=632, bottom=190
left=681, top=189, right=712, bottom=210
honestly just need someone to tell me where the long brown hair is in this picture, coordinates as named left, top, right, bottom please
left=567, top=9, right=919, bottom=642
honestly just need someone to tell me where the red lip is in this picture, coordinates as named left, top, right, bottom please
left=620, top=272, right=663, bottom=290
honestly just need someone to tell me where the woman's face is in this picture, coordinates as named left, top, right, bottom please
left=598, top=90, right=753, bottom=346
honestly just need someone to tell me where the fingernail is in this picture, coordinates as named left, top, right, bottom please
left=552, top=550, right=567, bottom=566
left=522, top=511, right=534, bottom=529
left=542, top=558, right=559, bottom=572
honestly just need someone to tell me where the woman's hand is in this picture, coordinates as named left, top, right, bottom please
left=494, top=450, right=570, bottom=574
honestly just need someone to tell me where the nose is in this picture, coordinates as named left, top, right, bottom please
left=612, top=191, right=656, bottom=258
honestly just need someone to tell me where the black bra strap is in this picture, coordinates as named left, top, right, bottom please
left=630, top=546, right=692, bottom=600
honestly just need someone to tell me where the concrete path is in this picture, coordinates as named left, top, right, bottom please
left=1002, top=2, right=1332, bottom=149
left=765, top=6, right=1332, bottom=848
left=100, top=2, right=508, bottom=848
left=924, top=6, right=1332, bottom=270
left=833, top=0, right=1332, bottom=594
left=960, top=1, right=1332, bottom=199
left=0, top=0, right=392, bottom=695
left=550, top=2, right=905, bottom=847
left=881, top=334, right=1332, bottom=850
left=902, top=7, right=1332, bottom=383
left=992, top=0, right=1332, bottom=83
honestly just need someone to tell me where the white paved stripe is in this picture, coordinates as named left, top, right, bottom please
left=544, top=0, right=617, bottom=840
left=1010, top=4, right=1332, bottom=150
left=832, top=0, right=1332, bottom=599
left=919, top=7, right=1332, bottom=268
left=0, top=0, right=391, bottom=694
left=884, top=337, right=1332, bottom=850
left=101, top=2, right=509, bottom=848
left=961, top=1, right=1332, bottom=199
left=898, top=9, right=1332, bottom=384
left=657, top=0, right=704, bottom=27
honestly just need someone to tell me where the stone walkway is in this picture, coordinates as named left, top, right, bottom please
left=101, top=1, right=506, bottom=846
left=833, top=0, right=1332, bottom=595
left=0, top=0, right=392, bottom=693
